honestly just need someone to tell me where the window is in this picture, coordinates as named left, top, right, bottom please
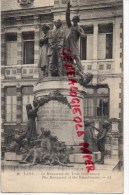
left=84, top=87, right=109, bottom=119
left=22, top=32, right=34, bottom=64
left=98, top=23, right=113, bottom=59
left=84, top=88, right=94, bottom=117
left=80, top=26, right=93, bottom=60
left=96, top=88, right=109, bottom=118
left=97, top=98, right=109, bottom=117
left=6, top=33, right=17, bottom=66
left=22, top=86, right=34, bottom=122
left=84, top=98, right=94, bottom=117
left=5, top=87, right=17, bottom=122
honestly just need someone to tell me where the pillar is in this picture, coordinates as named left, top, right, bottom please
left=17, top=85, right=22, bottom=125
left=1, top=33, right=6, bottom=66
left=34, top=16, right=40, bottom=64
left=92, top=23, right=98, bottom=78
left=111, top=135, right=119, bottom=160
left=1, top=86, right=5, bottom=158
left=17, top=31, right=22, bottom=79
left=16, top=17, right=22, bottom=79
left=93, top=23, right=98, bottom=61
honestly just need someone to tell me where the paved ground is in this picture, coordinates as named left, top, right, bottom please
left=1, top=158, right=122, bottom=172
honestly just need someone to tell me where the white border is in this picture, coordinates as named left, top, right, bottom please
left=1, top=0, right=129, bottom=194
left=123, top=0, right=129, bottom=194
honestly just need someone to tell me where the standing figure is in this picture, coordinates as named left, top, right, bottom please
left=47, top=19, right=64, bottom=76
left=96, top=121, right=111, bottom=164
left=65, top=1, right=93, bottom=85
left=38, top=24, right=50, bottom=76
left=65, top=0, right=85, bottom=75
left=26, top=103, right=40, bottom=144
left=84, top=119, right=98, bottom=153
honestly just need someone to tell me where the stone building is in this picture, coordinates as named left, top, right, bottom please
left=1, top=0, right=123, bottom=159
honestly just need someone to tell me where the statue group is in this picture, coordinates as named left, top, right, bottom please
left=9, top=115, right=111, bottom=165
left=38, top=0, right=93, bottom=84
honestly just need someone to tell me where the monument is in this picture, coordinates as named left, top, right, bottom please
left=33, top=0, right=100, bottom=164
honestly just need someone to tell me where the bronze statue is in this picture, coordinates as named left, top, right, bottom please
left=47, top=19, right=65, bottom=76
left=26, top=103, right=40, bottom=144
left=90, top=120, right=111, bottom=164
left=19, top=129, right=73, bottom=167
left=9, top=132, right=27, bottom=154
left=66, top=1, right=85, bottom=74
left=38, top=24, right=50, bottom=76
left=84, top=119, right=98, bottom=153
left=65, top=0, right=93, bottom=85
left=20, top=130, right=51, bottom=166
left=96, top=121, right=111, bottom=164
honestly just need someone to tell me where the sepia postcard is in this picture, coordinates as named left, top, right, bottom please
left=0, top=0, right=126, bottom=193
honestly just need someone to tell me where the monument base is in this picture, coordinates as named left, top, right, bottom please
left=34, top=77, right=99, bottom=164
left=69, top=152, right=101, bottom=164
left=34, top=77, right=85, bottom=146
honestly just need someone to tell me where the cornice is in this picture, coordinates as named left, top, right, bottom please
left=52, top=1, right=123, bottom=13
left=1, top=6, right=53, bottom=18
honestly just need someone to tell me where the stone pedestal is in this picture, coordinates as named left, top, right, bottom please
left=33, top=77, right=101, bottom=163
left=111, top=135, right=120, bottom=160
left=34, top=77, right=85, bottom=146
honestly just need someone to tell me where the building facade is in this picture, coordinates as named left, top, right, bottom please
left=1, top=0, right=123, bottom=159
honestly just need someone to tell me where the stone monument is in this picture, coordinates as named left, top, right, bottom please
left=33, top=0, right=100, bottom=164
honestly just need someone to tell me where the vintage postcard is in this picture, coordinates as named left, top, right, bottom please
left=1, top=0, right=124, bottom=193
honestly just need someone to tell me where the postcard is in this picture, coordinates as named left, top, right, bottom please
left=1, top=0, right=124, bottom=193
